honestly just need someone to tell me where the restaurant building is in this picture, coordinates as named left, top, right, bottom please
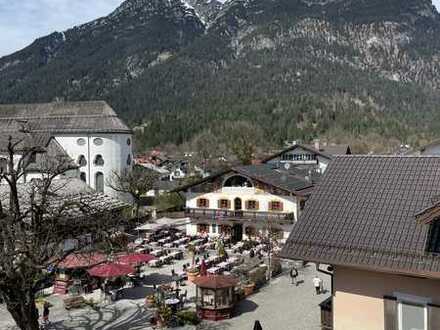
left=175, top=164, right=317, bottom=242
left=281, top=156, right=440, bottom=330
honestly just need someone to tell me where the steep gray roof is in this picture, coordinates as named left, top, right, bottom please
left=280, top=156, right=440, bottom=278
left=0, top=101, right=131, bottom=134
left=0, top=178, right=127, bottom=219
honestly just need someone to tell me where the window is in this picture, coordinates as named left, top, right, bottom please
left=246, top=200, right=259, bottom=210
left=197, top=198, right=209, bottom=208
left=269, top=201, right=283, bottom=211
left=0, top=158, right=7, bottom=173
left=94, top=155, right=104, bottom=166
left=77, top=138, right=86, bottom=146
left=399, top=301, right=427, bottom=330
left=211, top=224, right=217, bottom=234
left=93, top=138, right=103, bottom=146
left=127, top=154, right=132, bottom=166
left=197, top=224, right=209, bottom=234
left=80, top=172, right=86, bottom=182
left=218, top=199, right=230, bottom=209
left=127, top=138, right=131, bottom=146
left=78, top=155, right=87, bottom=167
left=95, top=172, right=104, bottom=193
left=300, top=200, right=306, bottom=211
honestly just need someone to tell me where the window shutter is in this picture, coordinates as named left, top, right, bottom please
left=269, top=201, right=273, bottom=211
left=218, top=200, right=222, bottom=209
left=428, top=303, right=440, bottom=330
left=245, top=201, right=249, bottom=209
left=227, top=200, right=231, bottom=209
left=206, top=199, right=209, bottom=208
left=383, top=296, right=398, bottom=330
left=279, top=201, right=284, bottom=211
left=255, top=201, right=259, bottom=210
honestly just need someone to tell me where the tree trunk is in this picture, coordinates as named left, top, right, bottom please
left=4, top=289, right=39, bottom=330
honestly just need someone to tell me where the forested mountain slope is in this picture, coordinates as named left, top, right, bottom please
left=1, top=0, right=440, bottom=150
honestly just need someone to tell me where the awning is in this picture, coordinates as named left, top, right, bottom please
left=88, top=262, right=135, bottom=278
left=57, top=252, right=107, bottom=269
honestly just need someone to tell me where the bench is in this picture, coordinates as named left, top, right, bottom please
left=63, top=296, right=85, bottom=310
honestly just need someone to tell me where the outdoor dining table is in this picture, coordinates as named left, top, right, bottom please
left=148, top=259, right=161, bottom=267
left=160, top=255, right=172, bottom=264
left=227, top=257, right=238, bottom=264
left=191, top=239, right=204, bottom=246
left=217, top=261, right=230, bottom=269
left=195, top=245, right=206, bottom=253
left=151, top=249, right=164, bottom=257
left=169, top=251, right=183, bottom=259
left=150, top=242, right=159, bottom=247
left=163, top=243, right=173, bottom=248
left=207, top=267, right=222, bottom=274
left=165, top=298, right=180, bottom=311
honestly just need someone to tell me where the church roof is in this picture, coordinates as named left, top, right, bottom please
left=0, top=101, right=131, bottom=134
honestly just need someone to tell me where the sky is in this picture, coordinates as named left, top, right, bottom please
left=0, top=0, right=124, bottom=57
left=0, top=0, right=439, bottom=57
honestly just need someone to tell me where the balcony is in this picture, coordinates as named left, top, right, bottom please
left=185, top=208, right=295, bottom=224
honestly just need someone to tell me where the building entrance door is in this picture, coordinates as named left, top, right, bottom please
left=232, top=224, right=243, bottom=242
left=234, top=198, right=242, bottom=210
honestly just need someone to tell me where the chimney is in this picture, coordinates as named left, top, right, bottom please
left=314, top=139, right=320, bottom=151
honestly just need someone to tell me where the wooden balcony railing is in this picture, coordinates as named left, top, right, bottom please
left=185, top=208, right=295, bottom=224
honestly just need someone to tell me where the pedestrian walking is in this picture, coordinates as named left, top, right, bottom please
left=42, top=301, right=50, bottom=326
left=253, top=320, right=263, bottom=330
left=313, top=275, right=321, bottom=294
left=290, top=267, right=299, bottom=285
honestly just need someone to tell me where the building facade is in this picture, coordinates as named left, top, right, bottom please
left=0, top=101, right=133, bottom=196
left=176, top=164, right=315, bottom=241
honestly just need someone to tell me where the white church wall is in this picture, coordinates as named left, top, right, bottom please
left=55, top=133, right=133, bottom=196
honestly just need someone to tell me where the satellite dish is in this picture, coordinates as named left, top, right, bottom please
left=284, top=162, right=291, bottom=170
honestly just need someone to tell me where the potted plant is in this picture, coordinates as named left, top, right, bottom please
left=157, top=305, right=172, bottom=327
left=243, top=279, right=256, bottom=296
left=145, top=295, right=156, bottom=308
left=186, top=244, right=199, bottom=282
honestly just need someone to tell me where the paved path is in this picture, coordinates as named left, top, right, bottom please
left=0, top=259, right=330, bottom=330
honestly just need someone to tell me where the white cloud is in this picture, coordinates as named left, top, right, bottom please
left=434, top=0, right=440, bottom=12
left=0, top=0, right=124, bottom=57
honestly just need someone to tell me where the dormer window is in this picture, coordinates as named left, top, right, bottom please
left=197, top=198, right=209, bottom=208
left=223, top=175, right=253, bottom=188
left=94, top=155, right=104, bottom=166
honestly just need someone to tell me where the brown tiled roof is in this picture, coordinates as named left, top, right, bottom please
left=0, top=101, right=131, bottom=134
left=192, top=275, right=239, bottom=289
left=280, top=155, right=440, bottom=277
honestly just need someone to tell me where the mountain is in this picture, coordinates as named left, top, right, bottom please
left=1, top=0, right=440, bottom=151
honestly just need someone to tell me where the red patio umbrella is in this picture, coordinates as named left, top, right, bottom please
left=87, top=262, right=135, bottom=278
left=57, top=252, right=107, bottom=269
left=116, top=253, right=156, bottom=265
left=200, top=259, right=208, bottom=277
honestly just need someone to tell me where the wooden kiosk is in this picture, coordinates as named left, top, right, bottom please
left=193, top=275, right=239, bottom=321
